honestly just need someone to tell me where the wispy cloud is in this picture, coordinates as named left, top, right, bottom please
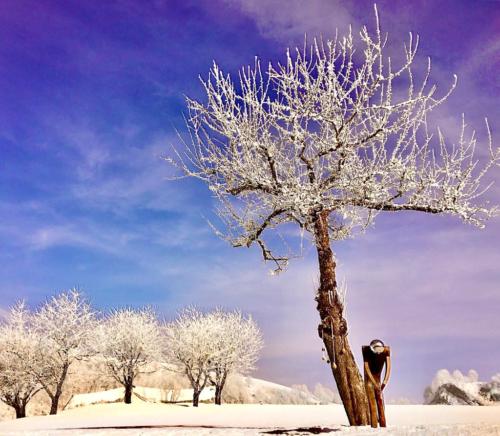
left=223, top=0, right=355, bottom=42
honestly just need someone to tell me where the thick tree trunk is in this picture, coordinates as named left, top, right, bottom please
left=124, top=383, right=133, bottom=404
left=49, top=362, right=69, bottom=415
left=192, top=389, right=200, bottom=407
left=214, top=372, right=227, bottom=405
left=49, top=393, right=60, bottom=415
left=314, top=211, right=370, bottom=426
left=215, top=385, right=222, bottom=405
left=14, top=403, right=26, bottom=419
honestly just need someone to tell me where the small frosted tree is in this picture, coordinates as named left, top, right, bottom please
left=97, top=308, right=162, bottom=404
left=169, top=7, right=499, bottom=425
left=0, top=302, right=41, bottom=418
left=163, top=308, right=216, bottom=407
left=207, top=310, right=263, bottom=405
left=30, top=290, right=97, bottom=415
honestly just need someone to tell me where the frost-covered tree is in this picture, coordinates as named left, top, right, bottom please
left=163, top=308, right=216, bottom=407
left=0, top=302, right=41, bottom=418
left=169, top=6, right=499, bottom=425
left=97, top=308, right=162, bottom=404
left=206, top=310, right=262, bottom=405
left=29, top=290, right=97, bottom=415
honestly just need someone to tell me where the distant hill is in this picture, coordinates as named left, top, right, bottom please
left=424, top=369, right=500, bottom=405
left=223, top=376, right=325, bottom=405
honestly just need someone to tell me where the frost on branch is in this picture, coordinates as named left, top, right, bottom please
left=97, top=308, right=162, bottom=404
left=0, top=302, right=41, bottom=418
left=205, top=309, right=263, bottom=405
left=29, top=289, right=97, bottom=415
left=170, top=6, right=499, bottom=273
left=163, top=308, right=263, bottom=406
left=163, top=308, right=215, bottom=407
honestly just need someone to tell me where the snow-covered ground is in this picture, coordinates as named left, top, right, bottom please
left=63, top=379, right=317, bottom=411
left=66, top=387, right=216, bottom=409
left=0, top=401, right=499, bottom=435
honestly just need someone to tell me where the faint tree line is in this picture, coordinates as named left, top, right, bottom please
left=0, top=289, right=262, bottom=418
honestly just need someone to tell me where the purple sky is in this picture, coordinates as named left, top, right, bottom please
left=1, top=0, right=499, bottom=402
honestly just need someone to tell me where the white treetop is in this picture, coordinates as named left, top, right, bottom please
left=0, top=302, right=41, bottom=416
left=97, top=308, right=162, bottom=390
left=207, top=309, right=263, bottom=389
left=163, top=308, right=217, bottom=402
left=29, top=289, right=97, bottom=413
left=171, top=6, right=499, bottom=272
left=164, top=308, right=262, bottom=404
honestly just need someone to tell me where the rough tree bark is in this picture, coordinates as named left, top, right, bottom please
left=214, top=386, right=222, bottom=405
left=49, top=392, right=60, bottom=415
left=214, top=371, right=227, bottom=405
left=14, top=402, right=26, bottom=419
left=192, top=389, right=200, bottom=407
left=5, top=395, right=28, bottom=419
left=47, top=361, right=70, bottom=415
left=124, top=382, right=133, bottom=404
left=314, top=211, right=370, bottom=426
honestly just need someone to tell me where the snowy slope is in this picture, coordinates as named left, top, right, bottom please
left=65, top=376, right=319, bottom=410
left=223, top=375, right=321, bottom=404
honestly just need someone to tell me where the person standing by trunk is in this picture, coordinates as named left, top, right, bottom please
left=362, top=339, right=391, bottom=428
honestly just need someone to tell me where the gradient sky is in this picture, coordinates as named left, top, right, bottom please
left=1, top=0, right=499, bottom=402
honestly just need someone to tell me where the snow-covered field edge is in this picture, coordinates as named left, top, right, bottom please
left=1, top=403, right=500, bottom=435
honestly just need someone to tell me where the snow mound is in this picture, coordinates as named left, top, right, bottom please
left=424, top=369, right=500, bottom=405
left=223, top=376, right=321, bottom=404
left=65, top=386, right=215, bottom=409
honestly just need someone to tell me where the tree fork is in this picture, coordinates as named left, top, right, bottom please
left=314, top=211, right=370, bottom=426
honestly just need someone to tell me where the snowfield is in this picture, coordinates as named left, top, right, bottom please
left=0, top=401, right=499, bottom=435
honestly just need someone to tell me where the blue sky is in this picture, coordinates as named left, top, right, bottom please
left=1, top=0, right=499, bottom=401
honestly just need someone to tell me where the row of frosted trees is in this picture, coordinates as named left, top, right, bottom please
left=0, top=290, right=263, bottom=418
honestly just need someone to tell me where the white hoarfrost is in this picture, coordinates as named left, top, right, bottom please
left=170, top=6, right=500, bottom=273
left=163, top=308, right=217, bottom=406
left=169, top=6, right=499, bottom=422
left=27, top=290, right=97, bottom=415
left=0, top=302, right=41, bottom=418
left=206, top=309, right=263, bottom=404
left=96, top=308, right=162, bottom=404
left=163, top=308, right=263, bottom=406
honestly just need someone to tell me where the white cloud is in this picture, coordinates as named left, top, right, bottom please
left=223, top=0, right=355, bottom=42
